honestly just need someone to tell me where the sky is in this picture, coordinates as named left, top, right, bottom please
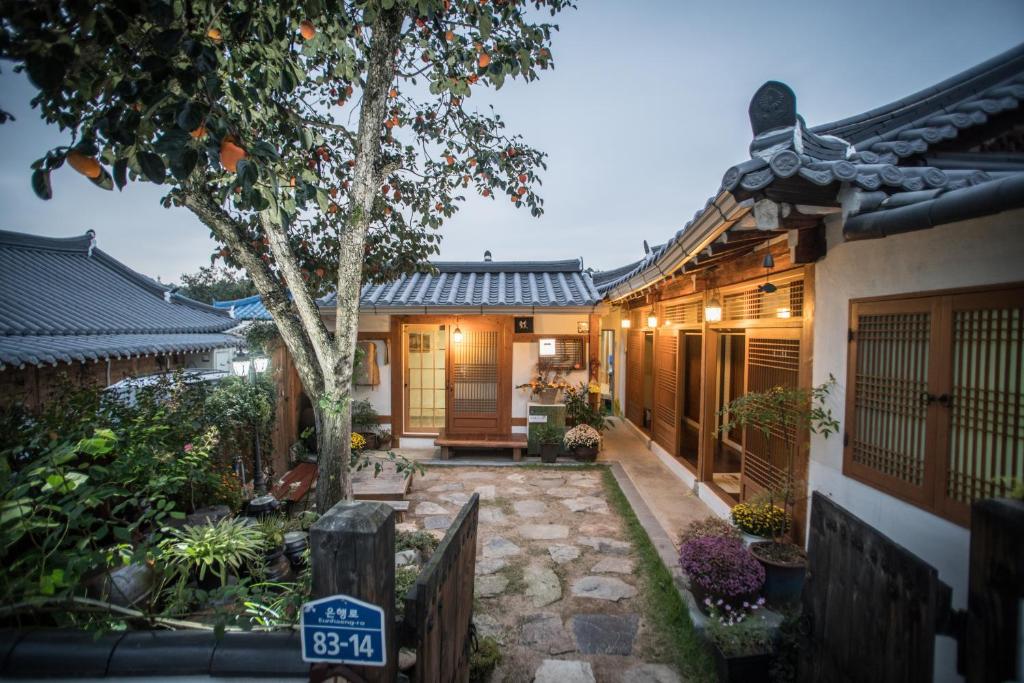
left=1, top=0, right=1022, bottom=285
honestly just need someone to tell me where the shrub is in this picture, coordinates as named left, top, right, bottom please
left=679, top=515, right=741, bottom=546
left=679, top=537, right=764, bottom=600
left=396, top=529, right=440, bottom=557
left=469, top=635, right=502, bottom=682
left=563, top=424, right=601, bottom=450
left=159, top=517, right=264, bottom=587
left=350, top=432, right=367, bottom=451
left=731, top=502, right=789, bottom=537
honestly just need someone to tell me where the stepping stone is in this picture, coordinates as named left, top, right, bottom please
left=507, top=486, right=534, bottom=496
left=396, top=522, right=420, bottom=533
left=571, top=576, right=637, bottom=602
left=525, top=565, right=562, bottom=607
left=520, top=613, right=574, bottom=654
left=427, top=482, right=463, bottom=492
left=546, top=486, right=583, bottom=498
left=592, top=557, right=634, bottom=574
left=513, top=500, right=547, bottom=517
left=473, top=485, right=497, bottom=500
left=520, top=524, right=569, bottom=540
left=473, top=613, right=505, bottom=643
left=423, top=515, right=452, bottom=530
left=481, top=537, right=522, bottom=558
left=506, top=473, right=527, bottom=483
left=622, top=663, right=685, bottom=683
left=475, top=557, right=507, bottom=576
left=567, top=475, right=599, bottom=487
left=578, top=536, right=631, bottom=556
left=562, top=497, right=610, bottom=513
left=461, top=472, right=496, bottom=480
left=414, top=502, right=450, bottom=516
left=479, top=507, right=508, bottom=525
left=571, top=613, right=639, bottom=655
left=426, top=529, right=446, bottom=540
left=547, top=544, right=580, bottom=564
left=440, top=492, right=471, bottom=506
left=475, top=574, right=508, bottom=598
left=579, top=523, right=619, bottom=536
left=533, top=659, right=595, bottom=683
left=395, top=550, right=419, bottom=567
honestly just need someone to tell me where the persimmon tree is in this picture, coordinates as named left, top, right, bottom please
left=0, top=0, right=571, bottom=510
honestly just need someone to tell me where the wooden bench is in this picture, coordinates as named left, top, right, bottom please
left=434, top=429, right=528, bottom=461
left=360, top=499, right=410, bottom=522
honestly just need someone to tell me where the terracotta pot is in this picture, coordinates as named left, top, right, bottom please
left=711, top=641, right=771, bottom=683
left=540, top=443, right=559, bottom=463
left=750, top=541, right=806, bottom=608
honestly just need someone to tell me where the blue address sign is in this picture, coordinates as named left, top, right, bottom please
left=300, top=594, right=386, bottom=667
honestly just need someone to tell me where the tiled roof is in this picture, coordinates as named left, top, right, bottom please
left=219, top=259, right=602, bottom=317
left=0, top=333, right=237, bottom=369
left=357, top=259, right=601, bottom=311
left=600, top=43, right=1024, bottom=299
left=212, top=294, right=273, bottom=320
left=0, top=230, right=237, bottom=368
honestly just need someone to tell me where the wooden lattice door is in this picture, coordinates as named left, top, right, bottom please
left=740, top=329, right=802, bottom=501
left=625, top=330, right=645, bottom=429
left=447, top=319, right=508, bottom=434
left=653, top=328, right=680, bottom=455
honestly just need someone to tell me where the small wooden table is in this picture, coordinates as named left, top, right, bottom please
left=434, top=429, right=528, bottom=461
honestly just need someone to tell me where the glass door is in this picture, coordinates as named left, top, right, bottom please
left=404, top=324, right=446, bottom=434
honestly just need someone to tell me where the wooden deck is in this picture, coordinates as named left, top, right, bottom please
left=435, top=429, right=527, bottom=461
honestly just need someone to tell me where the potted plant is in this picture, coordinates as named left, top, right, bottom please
left=159, top=517, right=264, bottom=591
left=704, top=602, right=772, bottom=683
left=718, top=376, right=839, bottom=607
left=536, top=423, right=562, bottom=463
left=730, top=501, right=789, bottom=546
left=351, top=399, right=381, bottom=449
left=517, top=368, right=570, bottom=404
left=563, top=383, right=610, bottom=431
left=377, top=427, right=393, bottom=450
left=679, top=515, right=741, bottom=546
left=255, top=516, right=293, bottom=583
left=563, top=424, right=601, bottom=462
left=678, top=536, right=765, bottom=614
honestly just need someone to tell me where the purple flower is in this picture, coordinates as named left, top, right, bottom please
left=679, top=536, right=766, bottom=599
left=183, top=443, right=193, bottom=453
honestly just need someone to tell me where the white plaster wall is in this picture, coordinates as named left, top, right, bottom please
left=511, top=313, right=591, bottom=431
left=810, top=208, right=1024, bottom=616
left=354, top=314, right=392, bottom=430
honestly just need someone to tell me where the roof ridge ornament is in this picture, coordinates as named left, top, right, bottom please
left=86, top=229, right=96, bottom=257
left=749, top=81, right=797, bottom=136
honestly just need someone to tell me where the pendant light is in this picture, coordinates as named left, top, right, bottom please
left=452, top=316, right=463, bottom=343
left=704, top=267, right=722, bottom=323
left=758, top=253, right=777, bottom=293
left=647, top=308, right=658, bottom=329
left=621, top=317, right=632, bottom=329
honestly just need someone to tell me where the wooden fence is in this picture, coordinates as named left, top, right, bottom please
left=403, top=492, right=479, bottom=683
left=798, top=492, right=1024, bottom=683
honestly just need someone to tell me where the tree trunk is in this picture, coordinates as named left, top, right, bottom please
left=314, top=401, right=352, bottom=508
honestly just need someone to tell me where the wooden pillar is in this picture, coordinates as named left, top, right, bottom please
left=588, top=313, right=601, bottom=412
left=309, top=501, right=397, bottom=683
left=697, top=314, right=719, bottom=484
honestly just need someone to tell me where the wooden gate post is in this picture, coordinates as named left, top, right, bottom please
left=309, top=501, right=396, bottom=683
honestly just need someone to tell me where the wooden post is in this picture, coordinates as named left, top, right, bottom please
left=965, top=498, right=1024, bottom=682
left=309, top=501, right=396, bottom=683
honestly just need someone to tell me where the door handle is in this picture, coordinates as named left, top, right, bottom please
left=920, top=392, right=936, bottom=405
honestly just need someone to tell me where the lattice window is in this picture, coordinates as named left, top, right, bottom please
left=723, top=279, right=804, bottom=321
left=743, top=337, right=800, bottom=494
left=653, top=329, right=678, bottom=452
left=844, top=286, right=1024, bottom=526
left=452, top=330, right=497, bottom=413
left=660, top=297, right=703, bottom=326
left=538, top=337, right=585, bottom=371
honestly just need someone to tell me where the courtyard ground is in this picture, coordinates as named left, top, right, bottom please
left=401, top=464, right=690, bottom=683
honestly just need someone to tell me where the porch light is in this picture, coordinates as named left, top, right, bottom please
left=252, top=355, right=270, bottom=373
left=705, top=295, right=723, bottom=323
left=452, top=326, right=463, bottom=343
left=647, top=311, right=658, bottom=328
left=231, top=351, right=251, bottom=377
left=621, top=318, right=631, bottom=329
left=777, top=307, right=791, bottom=319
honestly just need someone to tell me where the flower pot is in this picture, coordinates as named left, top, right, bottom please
left=689, top=583, right=758, bottom=617
left=534, top=388, right=558, bottom=405
left=283, top=531, right=309, bottom=569
left=540, top=443, right=559, bottom=463
left=749, top=541, right=806, bottom=608
left=86, top=562, right=156, bottom=607
left=738, top=530, right=770, bottom=547
left=573, top=446, right=598, bottom=462
left=262, top=546, right=295, bottom=583
left=358, top=431, right=380, bottom=450
left=711, top=641, right=771, bottom=683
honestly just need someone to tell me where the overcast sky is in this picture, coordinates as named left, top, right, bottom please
left=1, top=0, right=1022, bottom=286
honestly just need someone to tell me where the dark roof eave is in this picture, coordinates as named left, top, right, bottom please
left=844, top=173, right=1024, bottom=241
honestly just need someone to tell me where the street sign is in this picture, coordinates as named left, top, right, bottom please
left=300, top=594, right=386, bottom=667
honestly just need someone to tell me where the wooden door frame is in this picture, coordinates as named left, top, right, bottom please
left=390, top=315, right=513, bottom=442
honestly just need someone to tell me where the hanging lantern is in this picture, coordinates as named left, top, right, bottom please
left=452, top=316, right=463, bottom=343
left=705, top=294, right=723, bottom=323
left=252, top=355, right=270, bottom=373
left=621, top=318, right=632, bottom=329
left=231, top=351, right=251, bottom=377
left=647, top=310, right=658, bottom=328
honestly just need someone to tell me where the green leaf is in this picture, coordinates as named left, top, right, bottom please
left=31, top=169, right=52, bottom=200
left=113, top=158, right=128, bottom=190
left=171, top=149, right=198, bottom=181
left=137, top=152, right=166, bottom=184
left=90, top=168, right=115, bottom=191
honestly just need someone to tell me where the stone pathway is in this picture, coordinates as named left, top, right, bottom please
left=403, top=466, right=685, bottom=682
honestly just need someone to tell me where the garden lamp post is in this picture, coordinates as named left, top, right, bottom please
left=232, top=350, right=271, bottom=496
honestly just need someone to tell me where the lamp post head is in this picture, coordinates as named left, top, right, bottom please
left=231, top=351, right=251, bottom=378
